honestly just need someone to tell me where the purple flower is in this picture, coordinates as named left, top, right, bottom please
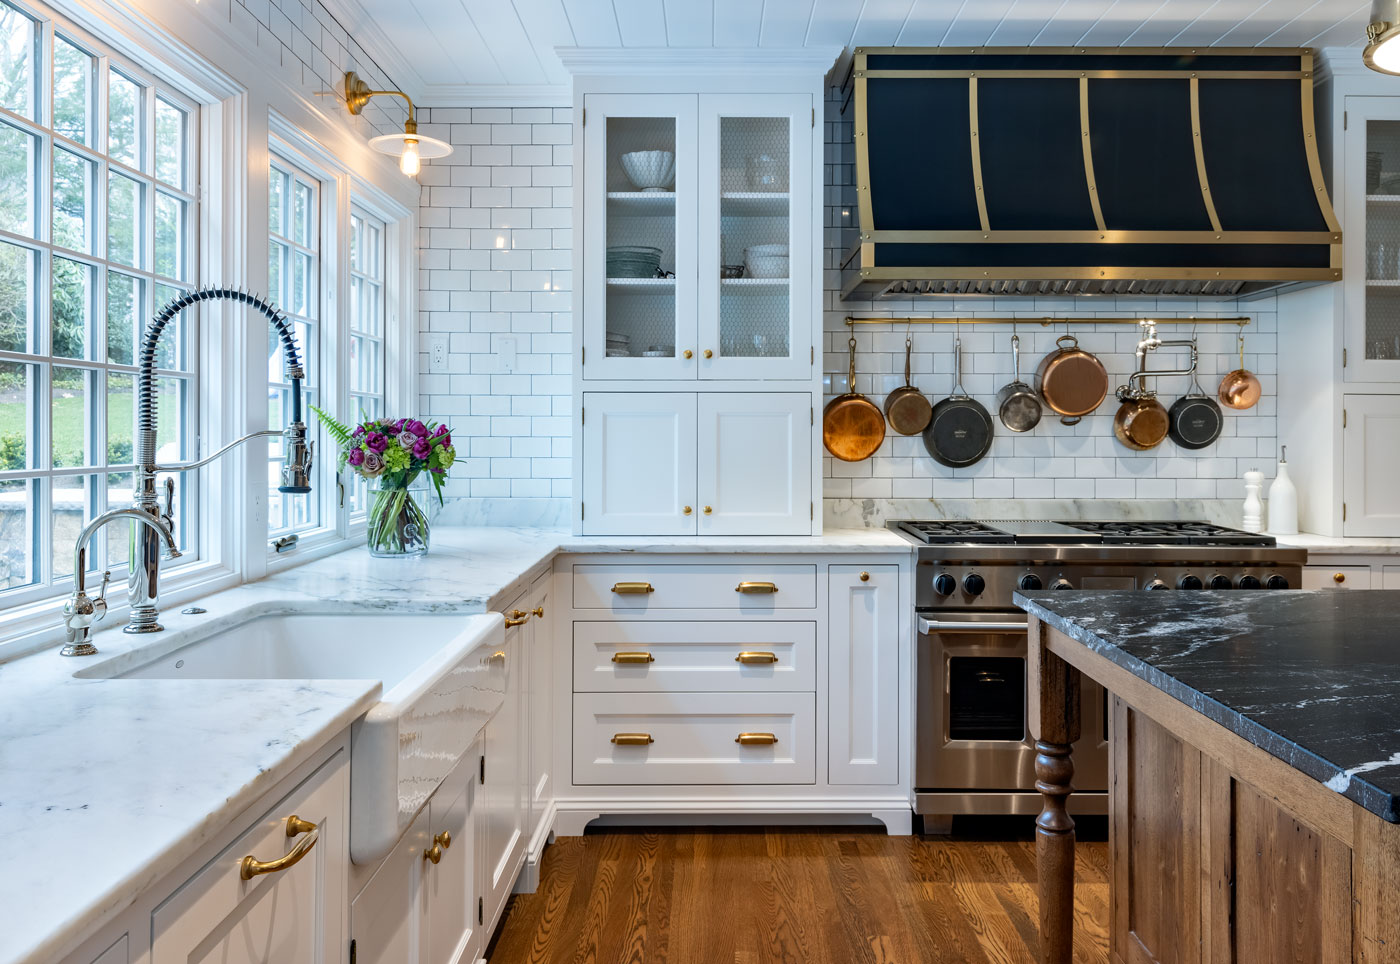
left=412, top=438, right=432, bottom=460
left=361, top=451, right=384, bottom=476
left=432, top=424, right=449, bottom=438
left=406, top=419, right=428, bottom=438
left=397, top=431, right=417, bottom=450
left=365, top=432, right=388, bottom=453
left=439, top=435, right=451, bottom=449
left=351, top=424, right=365, bottom=439
left=347, top=447, right=365, bottom=466
left=392, top=418, right=406, bottom=432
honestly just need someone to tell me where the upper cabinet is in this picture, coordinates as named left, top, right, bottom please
left=1344, top=96, right=1400, bottom=383
left=581, top=94, right=814, bottom=382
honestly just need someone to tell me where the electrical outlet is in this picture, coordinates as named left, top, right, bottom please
left=498, top=334, right=518, bottom=373
left=428, top=334, right=448, bottom=373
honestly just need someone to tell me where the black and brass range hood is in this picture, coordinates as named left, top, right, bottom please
left=842, top=47, right=1341, bottom=300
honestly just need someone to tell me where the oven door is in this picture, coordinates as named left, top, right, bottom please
left=916, top=611, right=1107, bottom=794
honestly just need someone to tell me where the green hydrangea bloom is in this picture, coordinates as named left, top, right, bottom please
left=383, top=446, right=410, bottom=472
left=437, top=447, right=456, bottom=469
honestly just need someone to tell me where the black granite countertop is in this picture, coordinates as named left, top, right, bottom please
left=1013, top=589, right=1400, bottom=823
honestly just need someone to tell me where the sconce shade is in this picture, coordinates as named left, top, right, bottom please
left=1366, top=0, right=1400, bottom=74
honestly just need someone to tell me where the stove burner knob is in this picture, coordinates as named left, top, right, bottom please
left=1145, top=579, right=1170, bottom=591
left=1266, top=574, right=1290, bottom=590
left=1018, top=574, right=1043, bottom=591
left=1237, top=575, right=1262, bottom=590
left=963, top=573, right=986, bottom=596
left=1209, top=575, right=1232, bottom=590
left=1179, top=575, right=1203, bottom=590
left=933, top=574, right=957, bottom=596
left=1051, top=578, right=1074, bottom=591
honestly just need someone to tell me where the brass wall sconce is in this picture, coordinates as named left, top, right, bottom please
left=1365, top=0, right=1400, bottom=74
left=344, top=71, right=452, bottom=176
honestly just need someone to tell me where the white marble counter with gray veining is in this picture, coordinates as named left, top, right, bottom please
left=1276, top=532, right=1400, bottom=556
left=0, top=525, right=910, bottom=964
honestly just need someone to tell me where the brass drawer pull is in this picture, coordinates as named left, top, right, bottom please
left=735, top=651, right=779, bottom=664
left=611, top=733, right=654, bottom=746
left=735, top=732, right=778, bottom=746
left=735, top=581, right=779, bottom=594
left=612, top=651, right=655, bottom=664
left=612, top=582, right=655, bottom=594
left=510, top=609, right=528, bottom=619
left=504, top=616, right=529, bottom=627
left=241, top=815, right=320, bottom=880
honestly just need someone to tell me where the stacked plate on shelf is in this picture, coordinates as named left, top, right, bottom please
left=606, top=333, right=631, bottom=357
left=606, top=245, right=663, bottom=278
left=744, top=244, right=789, bottom=279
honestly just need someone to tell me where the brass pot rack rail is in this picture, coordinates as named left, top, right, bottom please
left=844, top=316, right=1250, bottom=327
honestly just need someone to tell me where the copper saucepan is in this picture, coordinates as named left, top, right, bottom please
left=1036, top=334, right=1109, bottom=425
left=884, top=337, right=932, bottom=435
left=1218, top=330, right=1261, bottom=410
left=823, top=337, right=886, bottom=462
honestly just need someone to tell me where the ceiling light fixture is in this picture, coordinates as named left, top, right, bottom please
left=1365, top=0, right=1400, bottom=74
left=343, top=71, right=452, bottom=176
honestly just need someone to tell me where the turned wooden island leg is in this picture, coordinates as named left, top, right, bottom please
left=1026, top=615, right=1081, bottom=964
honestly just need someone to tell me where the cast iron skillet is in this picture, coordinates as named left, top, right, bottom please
left=922, top=335, right=994, bottom=468
left=1168, top=369, right=1224, bottom=450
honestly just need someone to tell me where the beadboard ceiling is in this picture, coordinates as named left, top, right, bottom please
left=332, top=0, right=1372, bottom=105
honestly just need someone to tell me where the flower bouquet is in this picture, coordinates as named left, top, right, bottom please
left=312, top=408, right=456, bottom=557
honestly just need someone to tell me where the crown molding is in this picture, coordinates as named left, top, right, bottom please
left=556, top=46, right=844, bottom=77
left=319, top=0, right=427, bottom=96
left=415, top=84, right=571, bottom=108
left=1316, top=44, right=1382, bottom=82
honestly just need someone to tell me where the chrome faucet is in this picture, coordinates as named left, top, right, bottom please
left=62, top=509, right=181, bottom=656
left=60, top=287, right=313, bottom=654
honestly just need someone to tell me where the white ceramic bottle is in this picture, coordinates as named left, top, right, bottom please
left=1267, top=446, right=1299, bottom=535
left=1242, top=468, right=1264, bottom=533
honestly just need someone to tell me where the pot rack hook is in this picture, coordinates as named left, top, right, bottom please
left=847, top=335, right=858, bottom=394
left=1237, top=329, right=1246, bottom=370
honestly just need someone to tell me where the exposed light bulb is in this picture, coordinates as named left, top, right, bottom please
left=400, top=137, right=421, bottom=177
left=1371, top=31, right=1400, bottom=73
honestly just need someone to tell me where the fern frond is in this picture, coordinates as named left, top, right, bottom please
left=309, top=404, right=354, bottom=448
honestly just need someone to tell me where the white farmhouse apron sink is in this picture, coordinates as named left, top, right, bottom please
left=76, top=611, right=506, bottom=863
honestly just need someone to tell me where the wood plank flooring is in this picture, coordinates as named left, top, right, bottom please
left=486, top=821, right=1110, bottom=964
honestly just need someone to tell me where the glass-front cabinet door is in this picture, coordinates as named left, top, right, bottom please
left=582, top=94, right=698, bottom=380
left=1346, top=97, right=1400, bottom=382
left=698, top=95, right=812, bottom=381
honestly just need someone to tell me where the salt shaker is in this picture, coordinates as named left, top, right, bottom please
left=1242, top=468, right=1264, bottom=533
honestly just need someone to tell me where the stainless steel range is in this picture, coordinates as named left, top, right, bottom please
left=889, top=519, right=1307, bottom=833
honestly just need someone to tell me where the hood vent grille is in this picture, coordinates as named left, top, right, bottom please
left=841, top=47, right=1341, bottom=301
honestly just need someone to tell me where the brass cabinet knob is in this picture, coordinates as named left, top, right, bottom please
left=703, top=506, right=712, bottom=515
left=860, top=571, right=870, bottom=582
left=703, top=349, right=713, bottom=358
left=241, top=814, right=319, bottom=880
left=1334, top=572, right=1346, bottom=584
left=434, top=831, right=452, bottom=850
left=532, top=606, right=544, bottom=618
left=683, top=349, right=693, bottom=359
left=424, top=845, right=443, bottom=864
left=684, top=505, right=692, bottom=515
left=489, top=650, right=507, bottom=661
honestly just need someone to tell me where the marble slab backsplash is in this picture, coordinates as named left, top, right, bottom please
left=436, top=497, right=570, bottom=528
left=825, top=498, right=1249, bottom=529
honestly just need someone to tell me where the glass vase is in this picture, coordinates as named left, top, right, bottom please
left=367, top=472, right=432, bottom=557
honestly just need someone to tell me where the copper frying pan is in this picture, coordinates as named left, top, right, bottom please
left=823, top=337, right=886, bottom=462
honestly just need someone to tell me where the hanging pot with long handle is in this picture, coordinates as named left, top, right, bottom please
left=1036, top=333, right=1109, bottom=425
left=995, top=333, right=1042, bottom=433
left=884, top=336, right=932, bottom=435
left=823, top=336, right=886, bottom=462
left=1113, top=352, right=1170, bottom=451
left=922, top=335, right=994, bottom=467
left=1218, top=330, right=1262, bottom=410
left=1169, top=342, right=1224, bottom=450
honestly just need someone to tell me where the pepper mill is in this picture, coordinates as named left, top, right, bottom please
left=1242, top=468, right=1264, bottom=533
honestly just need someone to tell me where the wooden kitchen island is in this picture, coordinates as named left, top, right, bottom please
left=1016, top=589, right=1400, bottom=964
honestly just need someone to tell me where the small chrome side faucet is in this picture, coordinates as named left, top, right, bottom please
left=62, top=509, right=181, bottom=656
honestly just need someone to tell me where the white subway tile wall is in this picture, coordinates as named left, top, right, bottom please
left=822, top=85, right=1280, bottom=505
left=415, top=108, right=573, bottom=504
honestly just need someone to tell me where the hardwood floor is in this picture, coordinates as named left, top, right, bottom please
left=486, top=821, right=1110, bottom=964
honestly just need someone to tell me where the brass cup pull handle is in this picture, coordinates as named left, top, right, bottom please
left=424, top=845, right=443, bottom=864
left=736, top=581, right=779, bottom=594
left=612, top=651, right=655, bottom=664
left=504, top=616, right=529, bottom=627
left=611, top=582, right=655, bottom=594
left=735, top=732, right=778, bottom=746
left=532, top=606, right=544, bottom=617
left=434, top=831, right=452, bottom=850
left=611, top=733, right=654, bottom=745
left=1334, top=572, right=1346, bottom=584
left=241, top=815, right=320, bottom=880
left=735, top=651, right=779, bottom=664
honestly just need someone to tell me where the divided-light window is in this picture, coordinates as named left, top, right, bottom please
left=0, top=0, right=198, bottom=603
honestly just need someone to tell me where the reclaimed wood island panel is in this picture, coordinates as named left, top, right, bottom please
left=1016, top=590, right=1400, bottom=964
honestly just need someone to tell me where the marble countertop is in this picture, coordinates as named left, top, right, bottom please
left=1276, top=532, right=1400, bottom=556
left=1015, top=589, right=1400, bottom=824
left=0, top=525, right=908, bottom=964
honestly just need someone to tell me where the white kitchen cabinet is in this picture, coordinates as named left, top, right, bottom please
left=827, top=565, right=900, bottom=786
left=87, top=938, right=128, bottom=964
left=150, top=751, right=348, bottom=964
left=1343, top=96, right=1400, bottom=384
left=697, top=393, right=812, bottom=535
left=424, top=746, right=481, bottom=964
left=582, top=392, right=812, bottom=536
left=1343, top=394, right=1400, bottom=535
left=350, top=807, right=428, bottom=964
left=1302, top=565, right=1373, bottom=589
left=1385, top=566, right=1400, bottom=588
left=581, top=392, right=697, bottom=535
left=479, top=622, right=525, bottom=934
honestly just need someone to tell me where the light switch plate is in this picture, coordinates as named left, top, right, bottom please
left=428, top=334, right=448, bottom=373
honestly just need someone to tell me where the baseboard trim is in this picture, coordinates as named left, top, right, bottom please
left=551, top=797, right=914, bottom=836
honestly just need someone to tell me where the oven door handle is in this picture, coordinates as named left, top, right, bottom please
left=918, top=616, right=1030, bottom=634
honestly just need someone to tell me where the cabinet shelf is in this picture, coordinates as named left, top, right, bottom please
left=720, top=192, right=790, bottom=217
left=1366, top=194, right=1400, bottom=203
left=607, top=192, right=676, bottom=214
left=721, top=277, right=789, bottom=291
left=1364, top=279, right=1400, bottom=287
left=606, top=277, right=675, bottom=289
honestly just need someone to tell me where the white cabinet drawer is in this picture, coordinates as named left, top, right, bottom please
left=571, top=564, right=817, bottom=611
left=572, top=692, right=815, bottom=785
left=573, top=621, right=816, bottom=693
left=1302, top=565, right=1372, bottom=589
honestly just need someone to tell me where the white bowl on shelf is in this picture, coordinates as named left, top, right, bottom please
left=745, top=243, right=789, bottom=258
left=620, top=151, right=676, bottom=192
left=744, top=255, right=789, bottom=279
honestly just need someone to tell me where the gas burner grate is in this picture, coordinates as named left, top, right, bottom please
left=891, top=520, right=1016, bottom=545
left=1060, top=521, right=1276, bottom=547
